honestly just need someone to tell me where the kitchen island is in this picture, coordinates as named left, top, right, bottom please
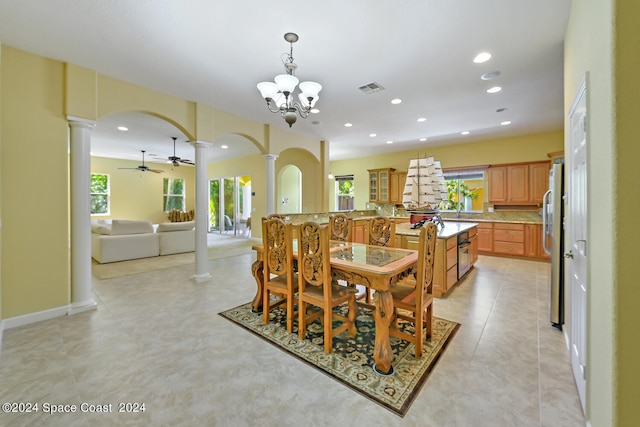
left=396, top=221, right=479, bottom=298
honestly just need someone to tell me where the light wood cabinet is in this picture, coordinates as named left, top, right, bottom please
left=529, top=162, right=551, bottom=204
left=493, top=223, right=525, bottom=256
left=470, top=229, right=479, bottom=264
left=488, top=161, right=550, bottom=205
left=368, top=168, right=395, bottom=203
left=477, top=222, right=493, bottom=253
left=433, top=236, right=458, bottom=297
left=352, top=219, right=368, bottom=244
left=487, top=167, right=507, bottom=202
left=508, top=164, right=529, bottom=203
left=389, top=171, right=407, bottom=204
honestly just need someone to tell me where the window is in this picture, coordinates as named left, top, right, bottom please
left=441, top=169, right=484, bottom=213
left=90, top=173, right=110, bottom=215
left=163, top=178, right=185, bottom=212
left=335, top=175, right=354, bottom=211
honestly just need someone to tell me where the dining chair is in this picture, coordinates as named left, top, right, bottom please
left=388, top=221, right=437, bottom=358
left=329, top=213, right=370, bottom=301
left=329, top=213, right=353, bottom=242
left=298, top=222, right=358, bottom=354
left=262, top=216, right=298, bottom=333
left=368, top=216, right=396, bottom=247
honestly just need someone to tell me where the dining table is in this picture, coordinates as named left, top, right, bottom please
left=251, top=240, right=419, bottom=375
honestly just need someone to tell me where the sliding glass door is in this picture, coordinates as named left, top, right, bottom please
left=209, top=176, right=251, bottom=236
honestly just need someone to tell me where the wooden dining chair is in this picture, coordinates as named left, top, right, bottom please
left=368, top=216, right=396, bottom=247
left=329, top=213, right=353, bottom=242
left=330, top=213, right=370, bottom=301
left=298, top=222, right=358, bottom=354
left=262, top=216, right=298, bottom=333
left=388, top=221, right=437, bottom=358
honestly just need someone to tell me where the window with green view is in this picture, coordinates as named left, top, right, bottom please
left=163, top=178, right=185, bottom=212
left=90, top=173, right=110, bottom=215
left=441, top=170, right=484, bottom=213
left=335, top=175, right=354, bottom=211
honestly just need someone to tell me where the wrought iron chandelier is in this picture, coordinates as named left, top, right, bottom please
left=257, top=33, right=322, bottom=127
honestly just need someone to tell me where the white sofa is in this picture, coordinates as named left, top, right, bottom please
left=91, top=219, right=195, bottom=263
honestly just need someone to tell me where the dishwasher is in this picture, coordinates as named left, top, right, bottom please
left=457, top=231, right=471, bottom=279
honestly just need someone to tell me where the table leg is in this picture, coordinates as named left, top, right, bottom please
left=373, top=290, right=394, bottom=375
left=251, top=259, right=264, bottom=313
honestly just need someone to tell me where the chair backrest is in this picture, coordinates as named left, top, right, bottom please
left=415, top=222, right=438, bottom=304
left=329, top=213, right=353, bottom=242
left=368, top=216, right=396, bottom=247
left=298, top=222, right=331, bottom=297
left=262, top=216, right=293, bottom=278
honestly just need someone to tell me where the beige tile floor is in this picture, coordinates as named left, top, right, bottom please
left=0, top=235, right=586, bottom=426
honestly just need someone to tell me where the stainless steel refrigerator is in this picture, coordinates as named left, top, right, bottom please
left=542, top=161, right=564, bottom=328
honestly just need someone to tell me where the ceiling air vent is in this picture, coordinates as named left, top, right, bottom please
left=358, top=82, right=385, bottom=94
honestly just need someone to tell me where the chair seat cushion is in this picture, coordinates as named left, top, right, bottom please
left=267, top=274, right=298, bottom=291
left=301, top=283, right=357, bottom=300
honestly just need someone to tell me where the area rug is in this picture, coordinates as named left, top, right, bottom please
left=92, top=236, right=258, bottom=279
left=219, top=302, right=459, bottom=417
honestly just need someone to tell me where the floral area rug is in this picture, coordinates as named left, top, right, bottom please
left=219, top=302, right=459, bottom=417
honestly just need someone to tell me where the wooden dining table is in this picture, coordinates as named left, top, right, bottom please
left=251, top=240, right=419, bottom=375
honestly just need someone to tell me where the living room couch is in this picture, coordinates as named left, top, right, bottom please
left=91, top=219, right=195, bottom=263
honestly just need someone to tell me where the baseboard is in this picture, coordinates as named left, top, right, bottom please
left=2, top=305, right=70, bottom=330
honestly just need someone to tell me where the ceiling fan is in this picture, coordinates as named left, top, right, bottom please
left=154, top=137, right=195, bottom=166
left=118, top=150, right=164, bottom=173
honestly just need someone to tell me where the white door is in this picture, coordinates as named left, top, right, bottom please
left=567, top=79, right=588, bottom=412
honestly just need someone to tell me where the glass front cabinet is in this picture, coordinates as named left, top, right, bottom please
left=368, top=168, right=395, bottom=203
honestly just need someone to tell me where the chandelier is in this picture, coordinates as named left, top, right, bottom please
left=257, top=33, right=322, bottom=127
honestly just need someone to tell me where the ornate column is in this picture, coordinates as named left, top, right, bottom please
left=191, top=140, right=212, bottom=283
left=263, top=154, right=278, bottom=215
left=68, top=117, right=98, bottom=314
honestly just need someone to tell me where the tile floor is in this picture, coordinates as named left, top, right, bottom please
left=0, top=235, right=586, bottom=426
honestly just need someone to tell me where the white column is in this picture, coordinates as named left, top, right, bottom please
left=191, top=140, right=212, bottom=283
left=68, top=117, right=98, bottom=314
left=263, top=154, right=278, bottom=215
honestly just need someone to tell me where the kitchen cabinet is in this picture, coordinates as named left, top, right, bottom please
left=389, top=171, right=407, bottom=204
left=477, top=222, right=493, bottom=253
left=352, top=219, right=368, bottom=244
left=524, top=223, right=550, bottom=259
left=470, top=228, right=479, bottom=264
left=493, top=223, right=525, bottom=256
left=529, top=162, right=551, bottom=204
left=433, top=236, right=458, bottom=297
left=488, top=161, right=550, bottom=205
left=368, top=168, right=395, bottom=203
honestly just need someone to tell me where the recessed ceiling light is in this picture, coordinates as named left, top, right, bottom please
left=481, top=71, right=501, bottom=80
left=221, top=145, right=228, bottom=149
left=310, top=108, right=320, bottom=114
left=117, top=126, right=128, bottom=131
left=344, top=123, right=353, bottom=127
left=417, top=117, right=427, bottom=122
left=391, top=98, right=402, bottom=104
left=461, top=131, right=470, bottom=135
left=486, top=86, right=502, bottom=94
left=501, top=121, right=512, bottom=126
left=420, top=138, right=427, bottom=142
left=369, top=133, right=377, bottom=137
left=473, top=52, right=492, bottom=63
left=386, top=140, right=394, bottom=144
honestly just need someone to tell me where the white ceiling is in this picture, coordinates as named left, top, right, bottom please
left=0, top=0, right=571, bottom=165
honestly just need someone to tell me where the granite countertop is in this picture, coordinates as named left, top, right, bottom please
left=396, top=221, right=478, bottom=239
left=440, top=211, right=543, bottom=224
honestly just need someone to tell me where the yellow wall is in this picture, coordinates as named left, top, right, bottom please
left=613, top=3, right=640, bottom=423
left=1, top=47, right=70, bottom=318
left=329, top=131, right=563, bottom=210
left=90, top=156, right=196, bottom=224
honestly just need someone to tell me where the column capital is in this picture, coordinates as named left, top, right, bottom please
left=190, top=139, right=212, bottom=149
left=263, top=153, right=279, bottom=161
left=67, top=116, right=96, bottom=129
